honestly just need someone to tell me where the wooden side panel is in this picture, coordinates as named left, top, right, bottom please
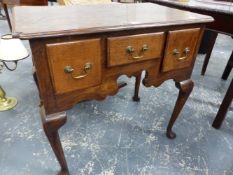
left=3, top=0, right=48, bottom=5
left=20, top=0, right=48, bottom=5
left=107, top=32, right=165, bottom=67
left=46, top=39, right=102, bottom=94
left=162, top=28, right=200, bottom=72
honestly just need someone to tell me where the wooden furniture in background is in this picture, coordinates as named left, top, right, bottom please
left=13, top=3, right=213, bottom=174
left=145, top=0, right=233, bottom=79
left=212, top=78, right=233, bottom=129
left=222, top=50, right=233, bottom=80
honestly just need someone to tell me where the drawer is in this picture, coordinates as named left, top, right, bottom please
left=107, top=33, right=164, bottom=67
left=162, top=28, right=200, bottom=72
left=46, top=39, right=101, bottom=94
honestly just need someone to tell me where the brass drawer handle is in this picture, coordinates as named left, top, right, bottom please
left=173, top=47, right=190, bottom=61
left=64, top=63, right=92, bottom=79
left=126, top=44, right=149, bottom=60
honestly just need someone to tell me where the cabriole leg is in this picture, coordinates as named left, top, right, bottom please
left=40, top=107, right=69, bottom=175
left=166, top=79, right=194, bottom=139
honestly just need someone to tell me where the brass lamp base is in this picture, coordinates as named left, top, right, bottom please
left=0, top=86, right=17, bottom=112
left=0, top=97, right=17, bottom=111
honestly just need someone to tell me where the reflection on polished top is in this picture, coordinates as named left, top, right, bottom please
left=12, top=3, right=213, bottom=39
left=151, top=0, right=233, bottom=14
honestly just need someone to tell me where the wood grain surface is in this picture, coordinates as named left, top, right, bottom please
left=13, top=3, right=213, bottom=174
left=107, top=32, right=164, bottom=67
left=46, top=39, right=102, bottom=94
left=162, top=28, right=200, bottom=72
left=3, top=0, right=48, bottom=5
left=12, top=3, right=213, bottom=39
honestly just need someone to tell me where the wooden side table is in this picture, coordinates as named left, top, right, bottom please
left=212, top=78, right=233, bottom=129
left=13, top=3, right=213, bottom=174
left=222, top=50, right=233, bottom=80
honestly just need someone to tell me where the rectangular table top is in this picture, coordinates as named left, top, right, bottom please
left=12, top=3, right=213, bottom=39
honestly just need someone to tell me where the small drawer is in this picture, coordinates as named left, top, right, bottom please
left=46, top=39, right=101, bottom=94
left=162, top=28, right=200, bottom=72
left=107, top=33, right=164, bottom=67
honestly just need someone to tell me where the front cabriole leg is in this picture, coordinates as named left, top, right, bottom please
left=166, top=79, right=194, bottom=139
left=40, top=107, right=69, bottom=175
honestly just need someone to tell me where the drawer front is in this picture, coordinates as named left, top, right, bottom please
left=46, top=39, right=101, bottom=94
left=162, top=28, right=200, bottom=72
left=107, top=33, right=164, bottom=67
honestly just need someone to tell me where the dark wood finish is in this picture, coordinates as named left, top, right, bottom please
left=145, top=0, right=233, bottom=76
left=12, top=4, right=213, bottom=39
left=167, top=79, right=194, bottom=139
left=132, top=72, right=142, bottom=102
left=118, top=81, right=127, bottom=89
left=3, top=3, right=11, bottom=30
left=201, top=30, right=218, bottom=75
left=145, top=0, right=233, bottom=35
left=21, top=0, right=48, bottom=5
left=40, top=107, right=69, bottom=175
left=212, top=78, right=233, bottom=129
left=162, top=28, right=200, bottom=72
left=3, top=0, right=48, bottom=5
left=222, top=51, right=233, bottom=80
left=12, top=3, right=212, bottom=173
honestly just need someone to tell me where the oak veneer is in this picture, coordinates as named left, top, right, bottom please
left=13, top=3, right=213, bottom=174
left=107, top=32, right=164, bottom=67
left=162, top=28, right=200, bottom=72
left=46, top=39, right=102, bottom=94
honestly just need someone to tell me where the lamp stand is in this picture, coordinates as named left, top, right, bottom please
left=0, top=85, right=17, bottom=111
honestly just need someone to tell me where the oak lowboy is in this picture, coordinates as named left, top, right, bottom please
left=13, top=3, right=213, bottom=175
